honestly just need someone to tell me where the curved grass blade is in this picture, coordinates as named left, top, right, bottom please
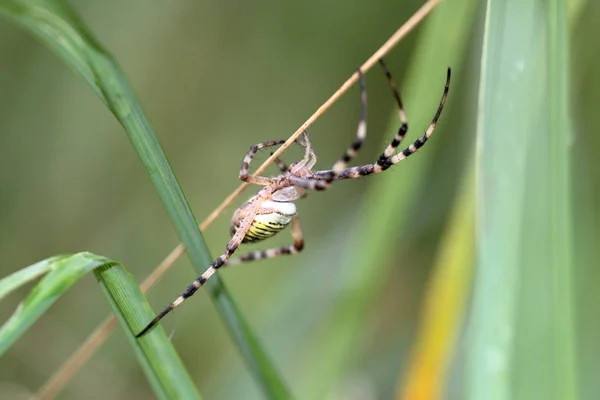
left=468, top=0, right=578, bottom=399
left=0, top=1, right=291, bottom=398
left=0, top=252, right=201, bottom=399
left=0, top=255, right=64, bottom=301
left=0, top=253, right=116, bottom=356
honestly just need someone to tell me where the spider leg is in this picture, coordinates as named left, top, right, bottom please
left=377, top=59, right=409, bottom=163
left=297, top=131, right=317, bottom=170
left=241, top=137, right=312, bottom=184
left=270, top=152, right=289, bottom=173
left=226, top=216, right=304, bottom=265
left=136, top=188, right=271, bottom=337
left=240, top=140, right=289, bottom=185
left=270, top=154, right=312, bottom=199
left=332, top=67, right=367, bottom=173
left=312, top=67, right=451, bottom=180
left=386, top=68, right=451, bottom=165
left=289, top=175, right=334, bottom=191
left=274, top=158, right=289, bottom=173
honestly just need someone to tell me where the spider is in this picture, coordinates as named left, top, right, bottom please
left=136, top=59, right=451, bottom=337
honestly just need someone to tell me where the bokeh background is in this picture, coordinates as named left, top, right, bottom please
left=0, top=0, right=598, bottom=399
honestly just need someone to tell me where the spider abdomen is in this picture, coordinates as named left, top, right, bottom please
left=244, top=218, right=288, bottom=243
left=231, top=200, right=297, bottom=243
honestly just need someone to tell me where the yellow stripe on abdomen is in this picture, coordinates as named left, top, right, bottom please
left=243, top=220, right=288, bottom=243
left=230, top=200, right=296, bottom=243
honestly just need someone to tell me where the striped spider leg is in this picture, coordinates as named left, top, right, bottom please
left=136, top=134, right=320, bottom=337
left=314, top=60, right=451, bottom=181
left=136, top=59, right=451, bottom=337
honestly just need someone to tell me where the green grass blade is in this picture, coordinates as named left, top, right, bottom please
left=468, top=0, right=578, bottom=399
left=0, top=255, right=64, bottom=300
left=469, top=2, right=535, bottom=396
left=0, top=253, right=116, bottom=356
left=0, top=1, right=290, bottom=398
left=94, top=263, right=202, bottom=400
left=0, top=253, right=202, bottom=399
left=547, top=0, right=578, bottom=398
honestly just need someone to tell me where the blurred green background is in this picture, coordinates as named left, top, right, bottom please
left=0, top=0, right=598, bottom=399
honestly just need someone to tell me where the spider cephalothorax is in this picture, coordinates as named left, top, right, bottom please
left=137, top=60, right=451, bottom=337
left=229, top=135, right=315, bottom=244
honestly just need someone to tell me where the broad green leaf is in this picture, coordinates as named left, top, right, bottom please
left=468, top=0, right=578, bottom=399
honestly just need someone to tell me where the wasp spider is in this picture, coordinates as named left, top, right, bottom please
left=136, top=60, right=451, bottom=337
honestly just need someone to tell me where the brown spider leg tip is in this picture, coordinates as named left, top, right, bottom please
left=135, top=306, right=173, bottom=338
left=135, top=320, right=157, bottom=338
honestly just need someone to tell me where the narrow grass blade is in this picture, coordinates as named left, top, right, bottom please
left=94, top=264, right=202, bottom=400
left=0, top=253, right=116, bottom=356
left=0, top=0, right=290, bottom=398
left=0, top=255, right=64, bottom=300
left=468, top=0, right=578, bottom=399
